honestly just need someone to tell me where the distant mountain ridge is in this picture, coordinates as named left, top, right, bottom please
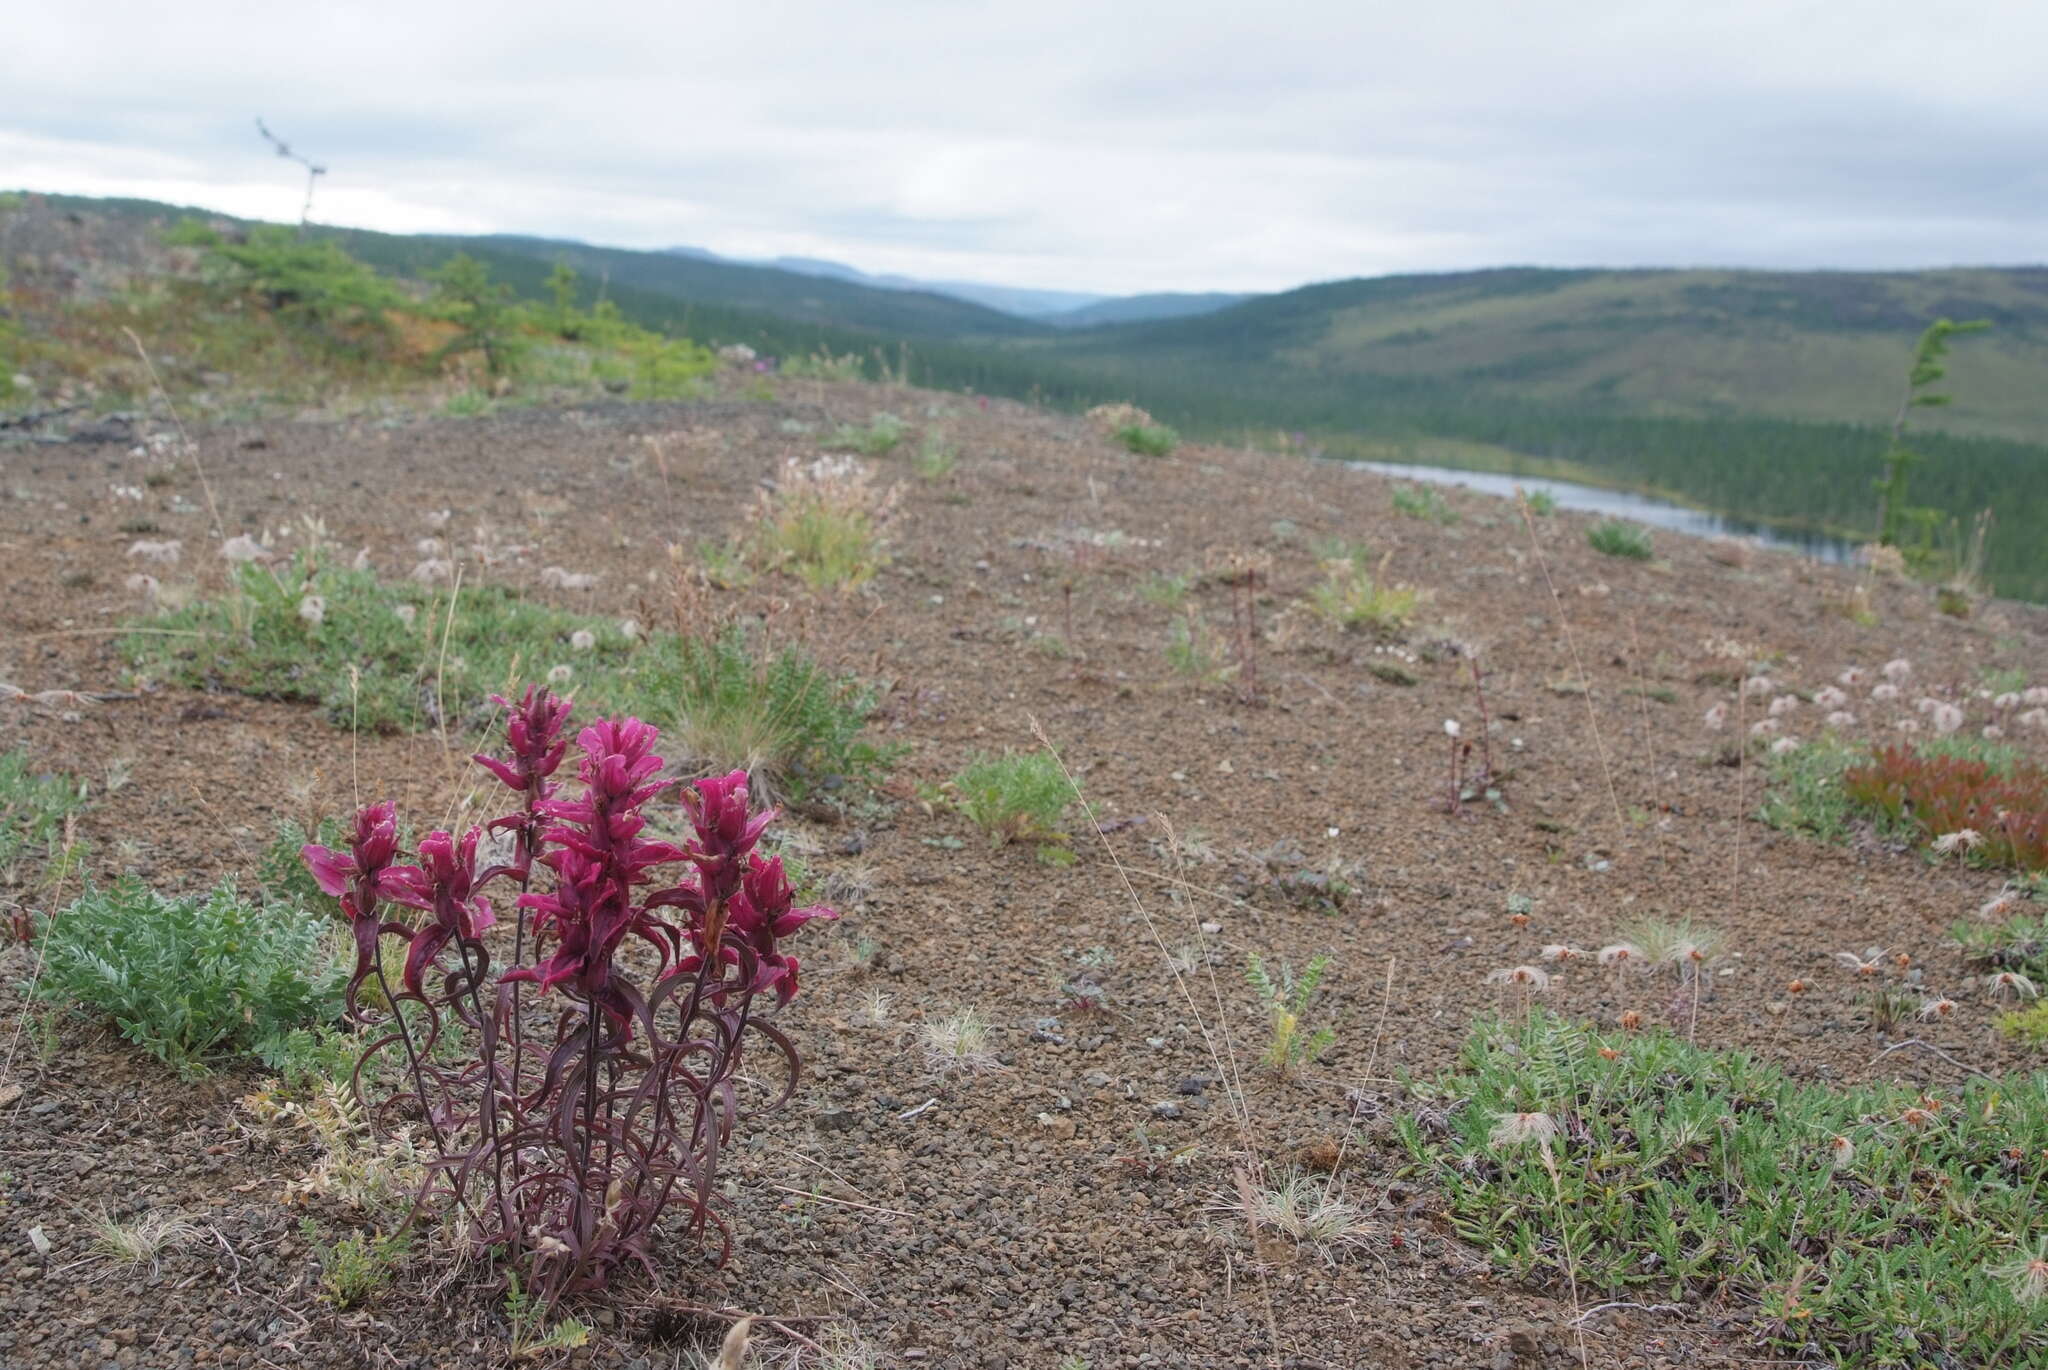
left=661, top=244, right=1249, bottom=326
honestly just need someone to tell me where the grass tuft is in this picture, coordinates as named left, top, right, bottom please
left=953, top=750, right=1074, bottom=847
left=1587, top=519, right=1654, bottom=559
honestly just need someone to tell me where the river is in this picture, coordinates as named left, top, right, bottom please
left=1347, top=460, right=1861, bottom=564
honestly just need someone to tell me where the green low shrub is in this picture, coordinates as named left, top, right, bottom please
left=35, top=879, right=345, bottom=1075
left=1400, top=1011, right=2048, bottom=1365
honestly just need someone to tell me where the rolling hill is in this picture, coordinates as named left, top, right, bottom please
left=9, top=192, right=2047, bottom=596
left=1042, top=266, right=2048, bottom=441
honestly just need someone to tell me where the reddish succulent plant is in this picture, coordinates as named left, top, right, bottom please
left=1844, top=746, right=2048, bottom=872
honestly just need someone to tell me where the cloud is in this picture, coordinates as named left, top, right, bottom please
left=4, top=0, right=2044, bottom=293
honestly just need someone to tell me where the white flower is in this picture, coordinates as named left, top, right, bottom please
left=539, top=566, right=598, bottom=591
left=1750, top=718, right=1780, bottom=737
left=1895, top=719, right=1922, bottom=734
left=570, top=629, right=596, bottom=651
left=1994, top=692, right=2021, bottom=711
left=1918, top=997, right=1957, bottom=1021
left=1992, top=1242, right=2048, bottom=1305
left=1932, top=829, right=1983, bottom=855
left=126, top=539, right=182, bottom=564
left=1882, top=658, right=1913, bottom=684
left=617, top=617, right=642, bottom=641
left=2025, top=686, right=2048, bottom=706
left=1983, top=725, right=2006, bottom=741
left=1485, top=965, right=1552, bottom=990
left=109, top=483, right=144, bottom=502
left=425, top=508, right=453, bottom=529
left=1982, top=971, right=2041, bottom=1002
left=417, top=537, right=446, bottom=557
left=412, top=558, right=455, bottom=584
left=1825, top=710, right=1857, bottom=729
left=1703, top=703, right=1729, bottom=732
left=1915, top=697, right=1939, bottom=714
left=1981, top=890, right=2022, bottom=919
left=1814, top=686, right=1849, bottom=710
left=1768, top=694, right=1800, bottom=717
left=1837, top=668, right=1868, bottom=689
left=1742, top=676, right=1775, bottom=698
left=1769, top=736, right=1800, bottom=755
left=1443, top=719, right=1461, bottom=738
left=352, top=547, right=372, bottom=571
left=1540, top=944, right=1584, bottom=963
left=1870, top=683, right=1901, bottom=702
left=546, top=664, right=574, bottom=685
left=1932, top=703, right=1965, bottom=736
left=2020, top=709, right=2048, bottom=732
left=1596, top=942, right=1643, bottom=968
left=1827, top=1135, right=1856, bottom=1170
left=393, top=604, right=417, bottom=628
left=219, top=534, right=268, bottom=562
left=124, top=573, right=159, bottom=598
left=297, top=594, right=326, bottom=627
left=1489, top=1111, right=1560, bottom=1149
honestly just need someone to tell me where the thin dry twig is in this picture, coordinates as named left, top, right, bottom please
left=120, top=327, right=224, bottom=545
left=1515, top=490, right=1628, bottom=847
left=1567, top=1300, right=1686, bottom=1328
left=1870, top=1037, right=1999, bottom=1083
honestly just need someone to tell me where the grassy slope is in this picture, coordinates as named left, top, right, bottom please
left=1049, top=266, right=2048, bottom=440
left=10, top=192, right=1045, bottom=344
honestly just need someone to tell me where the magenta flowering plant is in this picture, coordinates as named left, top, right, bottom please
left=302, top=686, right=835, bottom=1308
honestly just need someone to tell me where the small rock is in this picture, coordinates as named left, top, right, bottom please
left=1176, top=1077, right=1207, bottom=1096
left=1082, top=1069, right=1113, bottom=1089
left=1151, top=1101, right=1182, bottom=1120
left=815, top=1106, right=858, bottom=1133
left=1036, top=1112, right=1076, bottom=1141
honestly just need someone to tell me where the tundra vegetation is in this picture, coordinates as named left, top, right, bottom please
left=5, top=196, right=2048, bottom=1368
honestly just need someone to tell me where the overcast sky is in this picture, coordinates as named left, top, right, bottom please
left=5, top=2, right=2044, bottom=295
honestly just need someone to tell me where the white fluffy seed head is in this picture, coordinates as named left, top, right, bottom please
left=1489, top=1111, right=1560, bottom=1149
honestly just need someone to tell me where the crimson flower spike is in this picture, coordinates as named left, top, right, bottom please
left=302, top=800, right=417, bottom=1009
